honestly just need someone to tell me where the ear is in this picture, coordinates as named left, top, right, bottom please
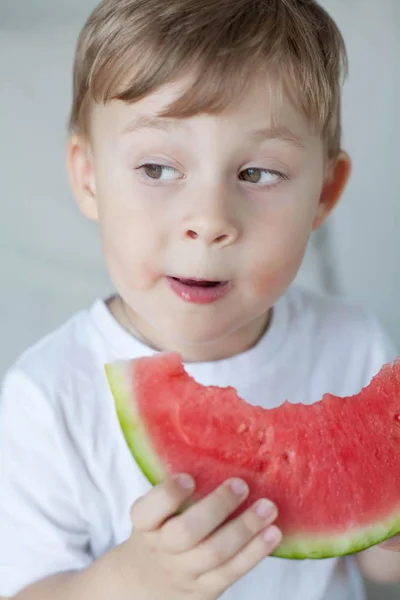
left=313, top=151, right=352, bottom=230
left=67, top=134, right=99, bottom=221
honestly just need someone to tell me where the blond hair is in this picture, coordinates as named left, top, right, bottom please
left=69, top=0, right=348, bottom=158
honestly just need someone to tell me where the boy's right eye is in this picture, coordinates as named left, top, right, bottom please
left=138, top=164, right=182, bottom=181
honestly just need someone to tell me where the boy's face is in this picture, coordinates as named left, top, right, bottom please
left=69, top=75, right=350, bottom=361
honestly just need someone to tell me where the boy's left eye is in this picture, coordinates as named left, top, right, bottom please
left=239, top=168, right=283, bottom=185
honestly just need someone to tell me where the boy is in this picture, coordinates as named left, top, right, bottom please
left=1, top=0, right=400, bottom=598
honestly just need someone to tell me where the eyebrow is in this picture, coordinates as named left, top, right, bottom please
left=249, top=125, right=306, bottom=149
left=121, top=115, right=182, bottom=134
left=121, top=115, right=306, bottom=148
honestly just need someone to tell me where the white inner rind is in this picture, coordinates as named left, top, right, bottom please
left=105, top=362, right=400, bottom=560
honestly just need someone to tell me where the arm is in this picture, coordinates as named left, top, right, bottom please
left=0, top=371, right=93, bottom=597
left=12, top=474, right=281, bottom=600
left=353, top=319, right=400, bottom=583
left=11, top=549, right=127, bottom=600
left=356, top=538, right=400, bottom=584
left=0, top=366, right=132, bottom=600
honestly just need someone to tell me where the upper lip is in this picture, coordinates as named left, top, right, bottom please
left=168, top=275, right=229, bottom=283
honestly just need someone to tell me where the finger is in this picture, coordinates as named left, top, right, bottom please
left=199, top=525, right=282, bottom=592
left=131, top=474, right=195, bottom=531
left=378, top=534, right=400, bottom=551
left=161, top=478, right=249, bottom=553
left=185, top=498, right=278, bottom=575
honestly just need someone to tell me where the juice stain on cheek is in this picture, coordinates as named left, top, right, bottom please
left=251, top=268, right=285, bottom=297
left=120, top=260, right=158, bottom=292
left=250, top=254, right=304, bottom=297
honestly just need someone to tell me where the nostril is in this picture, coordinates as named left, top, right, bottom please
left=186, top=230, right=198, bottom=239
left=215, top=234, right=228, bottom=244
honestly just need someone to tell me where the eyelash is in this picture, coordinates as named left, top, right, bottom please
left=135, top=164, right=289, bottom=187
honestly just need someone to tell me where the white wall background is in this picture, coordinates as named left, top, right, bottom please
left=0, top=1, right=399, bottom=598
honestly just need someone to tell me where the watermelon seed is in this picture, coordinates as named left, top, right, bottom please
left=282, top=450, right=295, bottom=463
left=394, top=414, right=400, bottom=425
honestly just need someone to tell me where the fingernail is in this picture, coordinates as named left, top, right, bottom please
left=256, top=499, right=276, bottom=519
left=264, top=526, right=281, bottom=544
left=175, top=474, right=195, bottom=490
left=230, top=479, right=249, bottom=496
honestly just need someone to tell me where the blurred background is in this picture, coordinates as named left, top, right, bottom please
left=0, top=1, right=399, bottom=597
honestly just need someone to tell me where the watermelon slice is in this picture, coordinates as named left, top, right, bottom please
left=105, top=353, right=400, bottom=559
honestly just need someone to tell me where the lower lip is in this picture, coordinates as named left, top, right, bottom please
left=166, top=277, right=232, bottom=304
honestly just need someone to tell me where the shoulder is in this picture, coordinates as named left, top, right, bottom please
left=286, top=286, right=394, bottom=347
left=284, top=286, right=397, bottom=388
left=4, top=301, right=109, bottom=394
left=0, top=301, right=127, bottom=502
left=0, top=301, right=113, bottom=436
left=287, top=285, right=369, bottom=327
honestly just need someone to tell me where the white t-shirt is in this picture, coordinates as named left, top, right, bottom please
left=0, top=286, right=397, bottom=599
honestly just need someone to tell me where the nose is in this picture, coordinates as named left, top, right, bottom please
left=184, top=223, right=238, bottom=246
left=182, top=190, right=240, bottom=247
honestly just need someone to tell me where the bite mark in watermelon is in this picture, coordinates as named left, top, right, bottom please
left=105, top=353, right=400, bottom=559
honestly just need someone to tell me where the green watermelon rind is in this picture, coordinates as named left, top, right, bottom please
left=106, top=362, right=400, bottom=560
left=273, top=513, right=400, bottom=559
left=105, top=362, right=166, bottom=485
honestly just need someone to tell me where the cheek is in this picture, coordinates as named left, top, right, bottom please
left=102, top=224, right=159, bottom=291
left=251, top=243, right=307, bottom=296
left=91, top=150, right=167, bottom=291
left=248, top=206, right=313, bottom=296
left=97, top=196, right=164, bottom=291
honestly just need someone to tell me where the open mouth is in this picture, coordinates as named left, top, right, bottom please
left=171, top=277, right=227, bottom=288
left=166, top=276, right=231, bottom=304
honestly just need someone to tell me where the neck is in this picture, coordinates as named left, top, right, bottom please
left=109, top=295, right=272, bottom=362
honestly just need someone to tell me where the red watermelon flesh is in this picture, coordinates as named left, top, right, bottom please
left=105, top=353, right=400, bottom=559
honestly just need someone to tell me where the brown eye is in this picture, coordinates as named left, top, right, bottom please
left=239, top=168, right=282, bottom=185
left=239, top=168, right=262, bottom=183
left=140, top=164, right=181, bottom=181
left=143, top=164, right=163, bottom=179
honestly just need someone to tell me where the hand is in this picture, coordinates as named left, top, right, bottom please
left=115, top=474, right=281, bottom=600
left=378, top=534, right=400, bottom=552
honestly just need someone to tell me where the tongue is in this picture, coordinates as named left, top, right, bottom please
left=178, top=279, right=221, bottom=288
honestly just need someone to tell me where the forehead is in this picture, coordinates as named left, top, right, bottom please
left=90, top=72, right=318, bottom=146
